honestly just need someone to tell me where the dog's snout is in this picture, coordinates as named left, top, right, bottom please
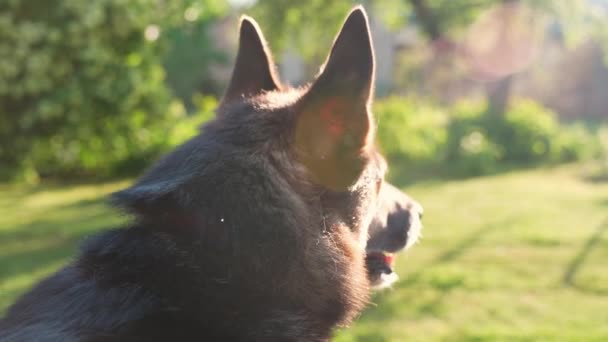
left=366, top=182, right=424, bottom=253
left=387, top=211, right=410, bottom=245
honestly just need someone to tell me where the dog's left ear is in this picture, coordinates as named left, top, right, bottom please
left=293, top=7, right=376, bottom=190
left=221, top=16, right=281, bottom=105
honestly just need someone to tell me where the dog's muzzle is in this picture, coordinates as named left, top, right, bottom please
left=366, top=183, right=423, bottom=289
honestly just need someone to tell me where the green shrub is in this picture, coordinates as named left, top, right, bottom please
left=553, top=123, right=600, bottom=162
left=452, top=130, right=501, bottom=175
left=597, top=125, right=608, bottom=171
left=443, top=98, right=597, bottom=177
left=165, top=95, right=218, bottom=148
left=163, top=2, right=228, bottom=110
left=445, top=99, right=489, bottom=161
left=374, top=97, right=598, bottom=179
left=0, top=0, right=224, bottom=182
left=110, top=96, right=218, bottom=177
left=443, top=100, right=502, bottom=176
left=375, top=97, right=448, bottom=163
left=493, top=99, right=559, bottom=162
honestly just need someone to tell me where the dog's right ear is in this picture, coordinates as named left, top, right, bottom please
left=293, top=7, right=376, bottom=190
left=221, top=16, right=281, bottom=105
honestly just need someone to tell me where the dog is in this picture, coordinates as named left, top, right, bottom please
left=0, top=7, right=422, bottom=341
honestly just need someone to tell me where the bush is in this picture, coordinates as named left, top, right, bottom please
left=553, top=123, right=600, bottom=162
left=596, top=125, right=608, bottom=172
left=443, top=100, right=502, bottom=176
left=163, top=2, right=228, bottom=110
left=109, top=96, right=218, bottom=177
left=375, top=97, right=448, bottom=163
left=437, top=98, right=598, bottom=177
left=445, top=99, right=489, bottom=160
left=0, top=0, right=224, bottom=182
left=374, top=97, right=598, bottom=179
left=599, top=125, right=608, bottom=155
left=165, top=95, right=218, bottom=148
left=493, top=99, right=559, bottom=162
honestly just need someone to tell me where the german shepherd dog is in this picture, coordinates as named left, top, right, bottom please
left=0, top=7, right=422, bottom=341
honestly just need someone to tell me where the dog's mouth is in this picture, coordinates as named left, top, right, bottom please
left=366, top=251, right=399, bottom=290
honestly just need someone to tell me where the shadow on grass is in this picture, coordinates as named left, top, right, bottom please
left=358, top=216, right=517, bottom=323
left=0, top=239, right=77, bottom=281
left=0, top=204, right=110, bottom=243
left=562, top=217, right=608, bottom=294
left=579, top=161, right=608, bottom=184
left=386, top=158, right=553, bottom=187
left=404, top=215, right=519, bottom=284
left=583, top=173, right=608, bottom=183
left=0, top=180, right=117, bottom=206
left=0, top=194, right=121, bottom=303
left=0, top=212, right=112, bottom=281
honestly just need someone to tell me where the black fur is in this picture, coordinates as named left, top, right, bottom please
left=0, top=7, right=423, bottom=341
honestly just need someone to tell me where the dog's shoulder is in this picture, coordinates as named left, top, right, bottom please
left=0, top=228, right=171, bottom=340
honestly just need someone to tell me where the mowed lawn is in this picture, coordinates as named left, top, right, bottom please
left=1, top=164, right=607, bottom=341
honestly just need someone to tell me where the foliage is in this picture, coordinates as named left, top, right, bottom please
left=248, top=0, right=608, bottom=62
left=375, top=96, right=597, bottom=178
left=101, top=96, right=218, bottom=177
left=250, top=0, right=356, bottom=62
left=599, top=125, right=608, bottom=161
left=553, top=123, right=601, bottom=163
left=594, top=125, right=608, bottom=177
left=165, top=95, right=218, bottom=147
left=450, top=129, right=502, bottom=176
left=491, top=99, right=559, bottom=162
left=163, top=2, right=228, bottom=110
left=445, top=99, right=489, bottom=159
left=375, top=97, right=447, bottom=163
left=0, top=0, right=225, bottom=182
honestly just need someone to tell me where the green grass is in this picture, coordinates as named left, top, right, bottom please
left=0, top=180, right=129, bottom=310
left=1, top=164, right=607, bottom=341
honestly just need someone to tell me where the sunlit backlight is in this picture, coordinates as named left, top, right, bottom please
left=463, top=2, right=544, bottom=81
left=184, top=7, right=200, bottom=22
left=144, top=24, right=160, bottom=41
left=227, top=0, right=257, bottom=8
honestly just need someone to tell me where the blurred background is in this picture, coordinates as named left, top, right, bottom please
left=0, top=0, right=607, bottom=340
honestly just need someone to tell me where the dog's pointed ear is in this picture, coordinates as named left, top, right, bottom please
left=221, top=16, right=281, bottom=105
left=310, top=6, right=375, bottom=102
left=294, top=7, right=376, bottom=190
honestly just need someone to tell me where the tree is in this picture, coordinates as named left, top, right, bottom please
left=250, top=0, right=357, bottom=64
left=0, top=0, right=225, bottom=181
left=405, top=0, right=607, bottom=117
left=163, top=1, right=229, bottom=110
left=249, top=0, right=607, bottom=118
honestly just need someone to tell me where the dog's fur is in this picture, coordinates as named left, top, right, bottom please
left=0, top=7, right=422, bottom=341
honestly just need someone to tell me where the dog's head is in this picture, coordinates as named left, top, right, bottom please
left=211, top=7, right=389, bottom=250
left=113, top=6, right=421, bottom=329
left=220, top=6, right=424, bottom=300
